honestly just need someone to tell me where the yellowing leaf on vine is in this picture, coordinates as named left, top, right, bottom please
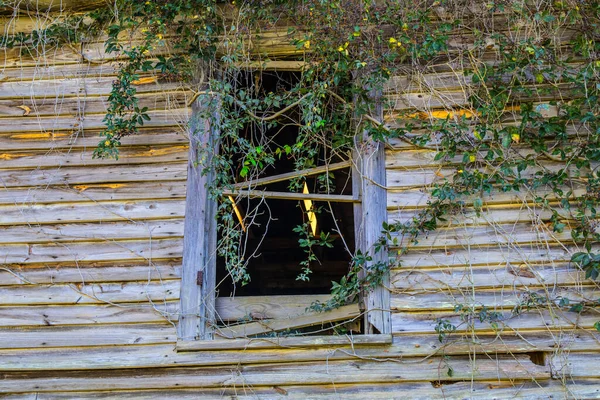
left=511, top=133, right=520, bottom=143
left=132, top=76, right=158, bottom=85
left=303, top=40, right=311, bottom=49
left=469, top=154, right=476, bottom=162
left=17, top=105, right=31, bottom=116
left=473, top=130, right=482, bottom=140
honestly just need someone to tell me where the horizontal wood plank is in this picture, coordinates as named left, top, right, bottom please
left=0, top=324, right=176, bottom=349
left=0, top=280, right=180, bottom=305
left=0, top=349, right=547, bottom=382
left=0, top=77, right=186, bottom=99
left=0, top=163, right=187, bottom=188
left=0, top=238, right=183, bottom=264
left=390, top=287, right=600, bottom=311
left=216, top=304, right=361, bottom=338
left=386, top=162, right=592, bottom=189
left=394, top=245, right=594, bottom=269
left=214, top=294, right=330, bottom=321
left=387, top=185, right=587, bottom=209
left=0, top=145, right=188, bottom=170
left=0, top=200, right=185, bottom=227
left=0, top=128, right=188, bottom=151
left=0, top=61, right=146, bottom=82
left=391, top=263, right=586, bottom=291
left=2, top=380, right=598, bottom=400
left=177, top=334, right=392, bottom=351
left=0, top=302, right=177, bottom=327
left=0, top=107, right=190, bottom=134
left=550, top=353, right=600, bottom=379
left=0, top=182, right=187, bottom=205
left=0, top=263, right=181, bottom=286
left=0, top=92, right=190, bottom=118
left=389, top=205, right=568, bottom=227
left=390, top=222, right=583, bottom=250
left=392, top=309, right=600, bottom=334
left=0, top=219, right=183, bottom=244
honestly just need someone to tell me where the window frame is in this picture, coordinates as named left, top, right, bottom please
left=178, top=86, right=390, bottom=344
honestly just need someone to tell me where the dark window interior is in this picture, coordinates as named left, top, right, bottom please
left=216, top=70, right=355, bottom=297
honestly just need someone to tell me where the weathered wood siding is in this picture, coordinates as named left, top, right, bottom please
left=1, top=13, right=598, bottom=400
left=0, top=16, right=189, bottom=352
left=383, top=64, right=600, bottom=396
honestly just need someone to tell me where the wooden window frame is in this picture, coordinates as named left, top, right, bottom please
left=178, top=90, right=391, bottom=345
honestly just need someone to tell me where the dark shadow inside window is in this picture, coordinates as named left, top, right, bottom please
left=216, top=70, right=355, bottom=297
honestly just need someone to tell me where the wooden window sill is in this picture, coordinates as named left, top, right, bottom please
left=176, top=334, right=392, bottom=352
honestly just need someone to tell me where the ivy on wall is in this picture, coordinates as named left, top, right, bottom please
left=4, top=0, right=600, bottom=336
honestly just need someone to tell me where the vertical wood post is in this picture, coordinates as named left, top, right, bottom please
left=354, top=88, right=391, bottom=334
left=178, top=94, right=219, bottom=341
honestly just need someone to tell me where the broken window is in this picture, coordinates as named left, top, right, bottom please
left=178, top=68, right=390, bottom=342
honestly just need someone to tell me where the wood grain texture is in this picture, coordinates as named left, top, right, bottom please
left=178, top=94, right=219, bottom=341
left=214, top=294, right=330, bottom=321
left=387, top=185, right=587, bottom=209
left=550, top=353, right=600, bottom=379
left=0, top=92, right=190, bottom=118
left=0, top=302, right=177, bottom=327
left=390, top=222, right=583, bottom=249
left=355, top=88, right=391, bottom=334
left=0, top=182, right=186, bottom=206
left=215, top=303, right=360, bottom=339
left=0, top=324, right=176, bottom=349
left=390, top=287, right=600, bottom=311
left=0, top=61, right=144, bottom=81
left=389, top=205, right=573, bottom=228
left=0, top=280, right=180, bottom=305
left=386, top=162, right=592, bottom=190
left=0, top=350, right=548, bottom=381
left=0, top=145, right=188, bottom=170
left=392, top=309, right=600, bottom=334
left=0, top=163, right=187, bottom=188
left=394, top=244, right=595, bottom=269
left=0, top=128, right=187, bottom=151
left=0, top=220, right=183, bottom=244
left=2, top=381, right=598, bottom=400
left=391, top=263, right=587, bottom=291
left=0, top=200, right=185, bottom=226
left=0, top=238, right=183, bottom=264
left=0, top=107, right=189, bottom=134
left=177, top=334, right=392, bottom=351
left=0, top=77, right=185, bottom=99
left=0, top=263, right=181, bottom=286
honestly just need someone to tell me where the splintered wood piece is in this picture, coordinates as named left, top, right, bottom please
left=222, top=189, right=356, bottom=202
left=232, top=160, right=351, bottom=189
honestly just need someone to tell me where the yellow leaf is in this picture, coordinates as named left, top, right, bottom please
left=511, top=133, right=520, bottom=143
left=17, top=105, right=31, bottom=116
left=303, top=40, right=311, bottom=49
left=131, top=76, right=158, bottom=85
left=469, top=154, right=476, bottom=162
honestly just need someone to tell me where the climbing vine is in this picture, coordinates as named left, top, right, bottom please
left=5, top=0, right=600, bottom=340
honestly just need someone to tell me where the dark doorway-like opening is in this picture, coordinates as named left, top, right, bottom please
left=215, top=70, right=355, bottom=298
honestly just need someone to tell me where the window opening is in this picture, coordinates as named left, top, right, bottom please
left=213, top=70, right=360, bottom=337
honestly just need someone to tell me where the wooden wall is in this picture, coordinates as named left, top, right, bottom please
left=1, top=12, right=598, bottom=400
left=0, top=19, right=189, bottom=350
